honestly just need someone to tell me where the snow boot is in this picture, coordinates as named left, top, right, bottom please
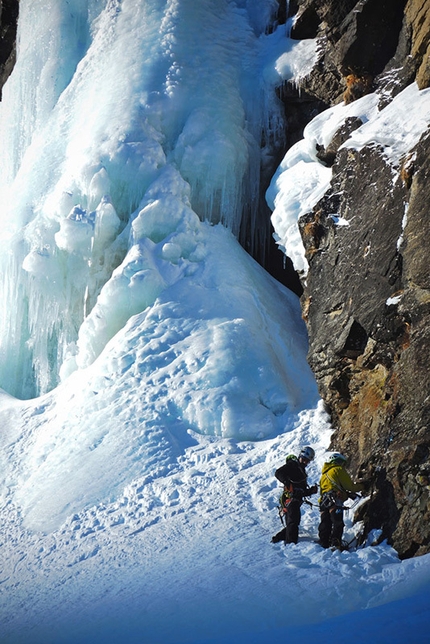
left=330, top=539, right=349, bottom=552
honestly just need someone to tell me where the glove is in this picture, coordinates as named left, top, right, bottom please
left=349, top=492, right=359, bottom=500
left=307, top=484, right=318, bottom=495
left=358, top=478, right=371, bottom=493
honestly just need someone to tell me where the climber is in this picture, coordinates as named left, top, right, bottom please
left=271, top=446, right=318, bottom=545
left=317, top=452, right=365, bottom=549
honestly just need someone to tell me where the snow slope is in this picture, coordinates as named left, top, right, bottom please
left=2, top=400, right=430, bottom=644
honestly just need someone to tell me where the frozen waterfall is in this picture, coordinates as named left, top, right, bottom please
left=0, top=0, right=290, bottom=398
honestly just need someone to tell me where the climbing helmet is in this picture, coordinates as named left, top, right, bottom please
left=328, top=452, right=347, bottom=465
left=299, top=446, right=315, bottom=462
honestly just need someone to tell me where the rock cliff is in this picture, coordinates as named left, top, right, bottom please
left=0, top=0, right=18, bottom=99
left=277, top=0, right=430, bottom=558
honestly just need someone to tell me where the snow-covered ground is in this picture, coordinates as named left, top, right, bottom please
left=1, top=1, right=430, bottom=642
left=0, top=394, right=430, bottom=644
left=3, top=398, right=430, bottom=644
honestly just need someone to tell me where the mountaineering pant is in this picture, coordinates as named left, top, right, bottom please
left=318, top=505, right=344, bottom=548
left=272, top=498, right=302, bottom=544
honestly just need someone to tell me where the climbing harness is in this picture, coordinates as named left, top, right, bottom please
left=320, top=490, right=362, bottom=512
left=277, top=484, right=294, bottom=524
left=277, top=484, right=318, bottom=524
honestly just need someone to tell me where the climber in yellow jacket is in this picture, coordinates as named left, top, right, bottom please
left=318, top=453, right=364, bottom=549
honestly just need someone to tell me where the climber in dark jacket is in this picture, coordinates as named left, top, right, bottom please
left=271, top=446, right=318, bottom=545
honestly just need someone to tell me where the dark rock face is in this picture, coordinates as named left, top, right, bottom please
left=300, top=136, right=430, bottom=557
left=277, top=0, right=430, bottom=557
left=295, top=0, right=407, bottom=75
left=405, top=0, right=430, bottom=88
left=0, top=0, right=19, bottom=98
